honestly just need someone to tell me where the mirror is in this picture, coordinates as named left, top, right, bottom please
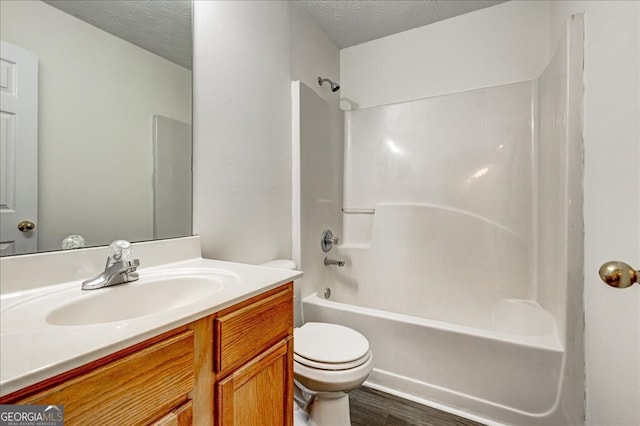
left=0, top=0, right=192, bottom=256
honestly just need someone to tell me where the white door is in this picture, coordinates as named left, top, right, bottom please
left=0, top=41, right=38, bottom=256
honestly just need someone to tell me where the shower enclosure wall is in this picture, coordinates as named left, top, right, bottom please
left=297, top=16, right=584, bottom=426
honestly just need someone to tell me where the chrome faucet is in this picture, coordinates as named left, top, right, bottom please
left=82, top=240, right=140, bottom=290
left=324, top=257, right=345, bottom=267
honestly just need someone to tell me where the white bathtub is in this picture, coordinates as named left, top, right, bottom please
left=302, top=293, right=566, bottom=426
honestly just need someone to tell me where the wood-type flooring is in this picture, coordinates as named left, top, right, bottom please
left=350, top=387, right=485, bottom=426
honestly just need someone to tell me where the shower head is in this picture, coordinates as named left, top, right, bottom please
left=318, top=77, right=340, bottom=92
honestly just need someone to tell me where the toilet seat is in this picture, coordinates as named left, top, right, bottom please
left=294, top=349, right=371, bottom=371
left=294, top=322, right=370, bottom=371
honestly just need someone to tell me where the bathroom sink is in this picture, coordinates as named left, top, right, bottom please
left=45, top=270, right=232, bottom=326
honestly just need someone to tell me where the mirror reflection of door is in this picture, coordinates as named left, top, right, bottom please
left=0, top=41, right=38, bottom=256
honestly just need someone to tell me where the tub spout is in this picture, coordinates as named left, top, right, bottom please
left=324, top=257, right=345, bottom=267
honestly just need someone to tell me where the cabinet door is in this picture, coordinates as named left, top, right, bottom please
left=215, top=284, right=293, bottom=376
left=216, top=338, right=293, bottom=426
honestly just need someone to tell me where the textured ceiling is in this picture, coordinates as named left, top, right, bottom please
left=295, top=0, right=508, bottom=48
left=43, top=0, right=192, bottom=69
left=42, top=0, right=508, bottom=70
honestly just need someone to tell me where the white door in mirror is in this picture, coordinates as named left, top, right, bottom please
left=0, top=41, right=38, bottom=256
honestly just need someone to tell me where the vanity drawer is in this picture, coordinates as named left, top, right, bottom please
left=17, top=330, right=195, bottom=426
left=214, top=283, right=293, bottom=375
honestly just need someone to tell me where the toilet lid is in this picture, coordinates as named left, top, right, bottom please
left=294, top=322, right=370, bottom=364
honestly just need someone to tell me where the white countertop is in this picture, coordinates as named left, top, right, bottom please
left=0, top=256, right=302, bottom=397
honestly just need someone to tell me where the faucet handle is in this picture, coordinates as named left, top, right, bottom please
left=108, top=240, right=132, bottom=262
left=321, top=229, right=340, bottom=252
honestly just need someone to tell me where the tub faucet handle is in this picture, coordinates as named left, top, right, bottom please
left=321, top=229, right=340, bottom=252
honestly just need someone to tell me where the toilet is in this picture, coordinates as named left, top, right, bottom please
left=260, top=260, right=374, bottom=426
left=294, top=322, right=373, bottom=426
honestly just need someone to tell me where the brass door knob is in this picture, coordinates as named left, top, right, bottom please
left=17, top=220, right=36, bottom=232
left=599, top=261, right=639, bottom=288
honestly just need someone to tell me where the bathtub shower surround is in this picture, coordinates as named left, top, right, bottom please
left=339, top=80, right=536, bottom=328
left=304, top=15, right=584, bottom=426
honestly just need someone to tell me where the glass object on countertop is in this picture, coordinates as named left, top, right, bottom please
left=61, top=235, right=86, bottom=250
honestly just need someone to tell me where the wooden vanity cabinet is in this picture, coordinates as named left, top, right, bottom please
left=0, top=282, right=294, bottom=426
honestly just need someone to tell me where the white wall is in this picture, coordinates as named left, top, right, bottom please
left=193, top=1, right=340, bottom=265
left=192, top=0, right=292, bottom=264
left=0, top=0, right=191, bottom=252
left=290, top=5, right=341, bottom=106
left=548, top=2, right=640, bottom=426
left=340, top=0, right=549, bottom=109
